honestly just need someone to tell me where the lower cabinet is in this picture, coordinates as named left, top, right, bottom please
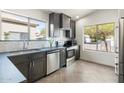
left=75, top=45, right=80, bottom=60
left=60, top=49, right=66, bottom=68
left=9, top=54, right=30, bottom=79
left=9, top=49, right=66, bottom=82
left=9, top=52, right=47, bottom=83
left=29, top=52, right=47, bottom=82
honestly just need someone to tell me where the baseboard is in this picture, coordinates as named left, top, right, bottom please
left=80, top=59, right=115, bottom=68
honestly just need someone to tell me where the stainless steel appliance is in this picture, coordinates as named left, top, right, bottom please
left=56, top=40, right=78, bottom=67
left=66, top=47, right=75, bottom=66
left=47, top=50, right=60, bottom=75
left=119, top=18, right=124, bottom=82
left=115, top=54, right=119, bottom=75
left=64, top=40, right=77, bottom=47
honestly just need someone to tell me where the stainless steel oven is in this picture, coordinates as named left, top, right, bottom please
left=67, top=49, right=75, bottom=59
left=66, top=47, right=75, bottom=66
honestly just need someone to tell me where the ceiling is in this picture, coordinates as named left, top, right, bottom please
left=42, top=9, right=96, bottom=20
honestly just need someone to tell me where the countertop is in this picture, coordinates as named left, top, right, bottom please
left=8, top=47, right=66, bottom=56
left=0, top=47, right=66, bottom=83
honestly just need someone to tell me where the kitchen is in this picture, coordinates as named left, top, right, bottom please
left=0, top=9, right=123, bottom=83
left=0, top=9, right=80, bottom=83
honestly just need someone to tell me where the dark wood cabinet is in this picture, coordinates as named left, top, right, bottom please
left=29, top=52, right=47, bottom=82
left=49, top=13, right=60, bottom=37
left=75, top=46, right=80, bottom=60
left=60, top=14, right=71, bottom=29
left=60, top=49, right=66, bottom=68
left=70, top=20, right=76, bottom=39
left=9, top=52, right=47, bottom=83
left=9, top=54, right=30, bottom=79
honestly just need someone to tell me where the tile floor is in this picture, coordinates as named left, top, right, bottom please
left=36, top=60, right=118, bottom=83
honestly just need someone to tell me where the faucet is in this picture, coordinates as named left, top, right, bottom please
left=23, top=40, right=29, bottom=50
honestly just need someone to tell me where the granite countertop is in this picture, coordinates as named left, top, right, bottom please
left=8, top=47, right=66, bottom=56
left=0, top=47, right=66, bottom=83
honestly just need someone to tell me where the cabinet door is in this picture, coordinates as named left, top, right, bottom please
left=9, top=54, right=29, bottom=79
left=63, top=14, right=70, bottom=28
left=53, top=13, right=60, bottom=37
left=49, top=13, right=60, bottom=37
left=60, top=14, right=71, bottom=28
left=75, top=46, right=80, bottom=60
left=30, top=52, right=47, bottom=82
left=60, top=49, right=66, bottom=68
left=49, top=13, right=54, bottom=37
left=70, top=20, right=76, bottom=38
left=16, top=62, right=29, bottom=79
left=54, top=13, right=60, bottom=29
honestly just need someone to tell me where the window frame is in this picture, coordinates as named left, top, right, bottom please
left=0, top=9, right=47, bottom=41
left=83, top=22, right=115, bottom=53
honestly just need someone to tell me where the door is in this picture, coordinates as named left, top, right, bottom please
left=70, top=20, right=76, bottom=39
left=63, top=14, right=71, bottom=28
left=49, top=13, right=60, bottom=37
left=119, top=19, right=124, bottom=82
left=75, top=46, right=80, bottom=60
left=30, top=52, right=47, bottom=82
left=53, top=13, right=60, bottom=37
left=67, top=49, right=75, bottom=59
left=115, top=21, right=119, bottom=75
left=47, top=51, right=60, bottom=75
left=60, top=14, right=71, bottom=28
left=60, top=49, right=66, bottom=68
left=9, top=54, right=29, bottom=79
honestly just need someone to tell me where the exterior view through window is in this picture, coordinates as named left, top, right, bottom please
left=29, top=19, right=46, bottom=40
left=84, top=23, right=115, bottom=52
left=1, top=10, right=46, bottom=40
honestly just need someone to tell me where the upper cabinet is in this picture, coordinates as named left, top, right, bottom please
left=49, top=13, right=60, bottom=37
left=49, top=13, right=76, bottom=38
left=60, top=14, right=71, bottom=29
left=70, top=20, right=76, bottom=39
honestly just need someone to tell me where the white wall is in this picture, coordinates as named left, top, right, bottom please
left=76, top=9, right=119, bottom=67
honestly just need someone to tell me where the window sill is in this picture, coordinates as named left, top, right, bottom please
left=83, top=49, right=115, bottom=53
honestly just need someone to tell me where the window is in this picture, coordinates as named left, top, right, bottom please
left=0, top=10, right=47, bottom=41
left=84, top=22, right=115, bottom=52
left=29, top=19, right=46, bottom=40
left=84, top=25, right=97, bottom=50
left=1, top=11, right=28, bottom=40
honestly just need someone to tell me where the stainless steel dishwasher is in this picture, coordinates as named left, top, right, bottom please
left=47, top=50, right=60, bottom=75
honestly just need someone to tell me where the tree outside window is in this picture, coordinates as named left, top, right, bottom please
left=84, top=22, right=115, bottom=52
left=84, top=25, right=97, bottom=50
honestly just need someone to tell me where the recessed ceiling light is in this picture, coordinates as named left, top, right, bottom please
left=76, top=16, right=79, bottom=19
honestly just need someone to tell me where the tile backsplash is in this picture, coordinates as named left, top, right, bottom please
left=0, top=30, right=69, bottom=53
left=0, top=40, right=50, bottom=53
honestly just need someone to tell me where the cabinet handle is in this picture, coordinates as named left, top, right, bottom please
left=33, top=61, right=34, bottom=67
left=30, top=62, right=32, bottom=68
